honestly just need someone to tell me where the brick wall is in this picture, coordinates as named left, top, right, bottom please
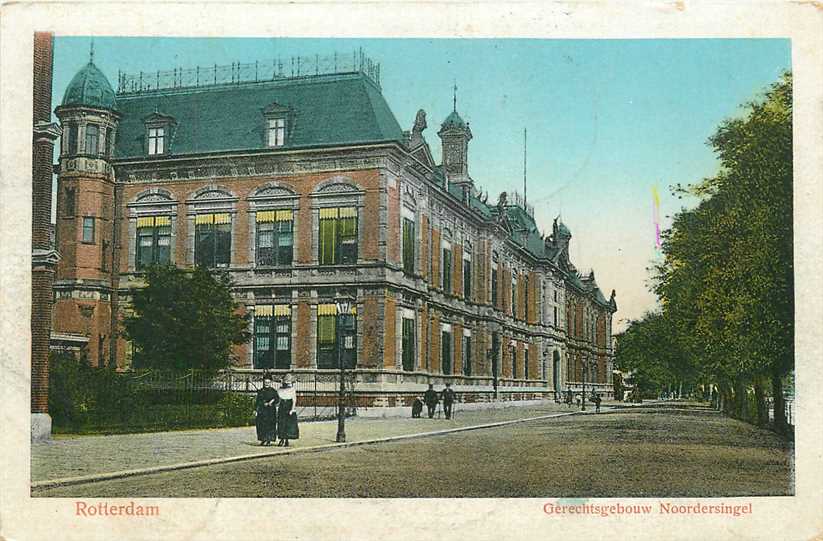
left=360, top=295, right=381, bottom=368
left=384, top=293, right=397, bottom=369
left=294, top=302, right=312, bottom=368
left=454, top=244, right=463, bottom=298
left=419, top=215, right=429, bottom=280
left=501, top=336, right=511, bottom=378
left=430, top=311, right=440, bottom=373
left=431, top=228, right=441, bottom=289
left=32, top=32, right=55, bottom=414
left=419, top=303, right=429, bottom=371
left=386, top=178, right=400, bottom=265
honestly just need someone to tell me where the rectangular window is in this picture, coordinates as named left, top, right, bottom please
left=256, top=210, right=293, bottom=266
left=524, top=275, right=529, bottom=320
left=64, top=187, right=76, bottom=217
left=441, top=329, right=452, bottom=375
left=511, top=275, right=517, bottom=316
left=401, top=317, right=415, bottom=372
left=525, top=347, right=530, bottom=380
left=147, top=127, right=165, bottom=155
left=463, top=252, right=472, bottom=301
left=462, top=334, right=472, bottom=376
left=491, top=263, right=498, bottom=306
left=195, top=213, right=231, bottom=268
left=67, top=123, right=78, bottom=155
left=511, top=345, right=517, bottom=379
left=553, top=306, right=558, bottom=327
left=82, top=217, right=95, bottom=243
left=442, top=247, right=452, bottom=293
left=136, top=216, right=171, bottom=270
left=268, top=118, right=286, bottom=147
left=317, top=304, right=357, bottom=369
left=318, top=207, right=358, bottom=265
left=254, top=305, right=292, bottom=369
left=402, top=218, right=415, bottom=274
left=85, top=124, right=99, bottom=155
left=105, top=128, right=113, bottom=157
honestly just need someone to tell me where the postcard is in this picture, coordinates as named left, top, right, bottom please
left=1, top=2, right=821, bottom=540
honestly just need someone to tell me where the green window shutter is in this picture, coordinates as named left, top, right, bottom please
left=319, top=217, right=336, bottom=265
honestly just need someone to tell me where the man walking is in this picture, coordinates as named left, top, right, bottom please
left=423, top=383, right=439, bottom=419
left=593, top=391, right=602, bottom=413
left=441, top=383, right=456, bottom=420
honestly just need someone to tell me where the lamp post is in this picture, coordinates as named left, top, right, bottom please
left=335, top=294, right=354, bottom=443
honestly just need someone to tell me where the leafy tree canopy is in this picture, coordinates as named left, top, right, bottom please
left=123, top=265, right=250, bottom=373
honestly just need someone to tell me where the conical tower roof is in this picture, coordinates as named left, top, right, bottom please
left=61, top=61, right=117, bottom=111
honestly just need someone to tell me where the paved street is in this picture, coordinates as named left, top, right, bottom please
left=32, top=401, right=577, bottom=483
left=33, top=404, right=793, bottom=498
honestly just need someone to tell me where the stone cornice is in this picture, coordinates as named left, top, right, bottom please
left=33, top=121, right=61, bottom=143
left=31, top=249, right=60, bottom=266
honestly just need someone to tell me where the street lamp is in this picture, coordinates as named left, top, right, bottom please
left=335, top=294, right=355, bottom=443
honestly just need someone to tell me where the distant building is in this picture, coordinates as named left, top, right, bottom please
left=52, top=50, right=617, bottom=405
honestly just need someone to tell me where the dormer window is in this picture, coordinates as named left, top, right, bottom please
left=264, top=102, right=290, bottom=148
left=268, top=118, right=286, bottom=147
left=144, top=112, right=175, bottom=156
left=148, top=127, right=165, bottom=155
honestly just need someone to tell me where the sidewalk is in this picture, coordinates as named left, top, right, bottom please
left=33, top=401, right=589, bottom=484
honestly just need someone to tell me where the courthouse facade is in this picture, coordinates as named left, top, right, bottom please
left=52, top=51, right=617, bottom=405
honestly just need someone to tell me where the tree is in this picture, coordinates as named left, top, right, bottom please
left=614, top=311, right=694, bottom=398
left=649, top=73, right=793, bottom=431
left=123, top=265, right=250, bottom=372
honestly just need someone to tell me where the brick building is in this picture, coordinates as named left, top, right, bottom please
left=52, top=51, right=617, bottom=407
left=32, top=32, right=61, bottom=440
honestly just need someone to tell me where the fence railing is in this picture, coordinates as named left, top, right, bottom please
left=116, top=49, right=381, bottom=95
left=123, top=368, right=358, bottom=422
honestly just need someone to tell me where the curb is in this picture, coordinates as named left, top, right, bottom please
left=31, top=409, right=598, bottom=491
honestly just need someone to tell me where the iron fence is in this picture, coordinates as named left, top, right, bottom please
left=122, top=368, right=358, bottom=423
left=117, top=49, right=381, bottom=95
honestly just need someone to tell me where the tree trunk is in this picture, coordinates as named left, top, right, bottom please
left=733, top=378, right=747, bottom=420
left=772, top=372, right=787, bottom=434
left=753, top=378, right=767, bottom=427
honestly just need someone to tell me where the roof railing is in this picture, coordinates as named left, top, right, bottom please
left=116, top=48, right=381, bottom=95
left=509, top=190, right=535, bottom=217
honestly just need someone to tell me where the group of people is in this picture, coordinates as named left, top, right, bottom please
left=412, top=383, right=458, bottom=419
left=255, top=373, right=300, bottom=447
left=562, top=389, right=603, bottom=412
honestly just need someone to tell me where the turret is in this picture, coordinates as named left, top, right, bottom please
left=438, top=87, right=473, bottom=198
left=53, top=51, right=120, bottom=367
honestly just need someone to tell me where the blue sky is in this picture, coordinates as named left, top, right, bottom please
left=51, top=37, right=791, bottom=329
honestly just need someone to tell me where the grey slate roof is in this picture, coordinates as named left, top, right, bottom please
left=441, top=110, right=467, bottom=130
left=113, top=73, right=404, bottom=159
left=61, top=61, right=118, bottom=111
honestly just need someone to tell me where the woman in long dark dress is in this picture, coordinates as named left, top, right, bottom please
left=255, top=375, right=279, bottom=446
left=277, top=374, right=299, bottom=447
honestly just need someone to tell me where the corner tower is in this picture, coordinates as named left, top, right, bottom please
left=53, top=52, right=120, bottom=368
left=438, top=88, right=473, bottom=197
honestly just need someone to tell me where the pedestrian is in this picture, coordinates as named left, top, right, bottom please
left=423, top=383, right=439, bottom=419
left=564, top=389, right=573, bottom=408
left=411, top=396, right=424, bottom=418
left=277, top=373, right=299, bottom=447
left=441, top=383, right=456, bottom=419
left=593, top=391, right=602, bottom=413
left=255, top=374, right=279, bottom=446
